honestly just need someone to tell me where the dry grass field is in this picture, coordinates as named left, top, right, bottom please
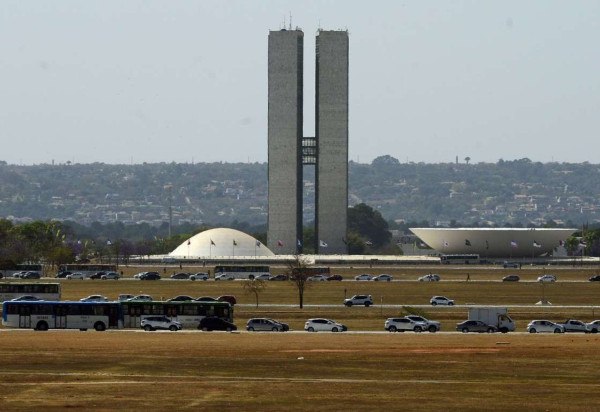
left=3, top=264, right=600, bottom=410
left=1, top=332, right=600, bottom=411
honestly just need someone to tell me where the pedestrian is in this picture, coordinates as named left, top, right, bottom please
left=466, top=273, right=470, bottom=281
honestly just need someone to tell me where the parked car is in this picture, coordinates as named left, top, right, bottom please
left=215, top=273, right=236, bottom=281
left=89, top=271, right=106, bottom=280
left=11, top=295, right=43, bottom=301
left=139, top=272, right=161, bottom=281
left=246, top=318, right=289, bottom=332
left=344, top=294, right=373, bottom=307
left=66, top=272, right=87, bottom=280
left=418, top=274, right=440, bottom=282
left=502, top=274, right=520, bottom=282
left=527, top=320, right=565, bottom=333
left=354, top=274, right=373, bottom=281
left=585, top=320, right=600, bottom=333
left=140, top=316, right=182, bottom=331
left=190, top=272, right=209, bottom=281
left=304, top=318, right=347, bottom=332
left=11, top=271, right=27, bottom=278
left=55, top=271, right=71, bottom=278
left=373, top=274, right=393, bottom=282
left=589, top=275, right=600, bottom=282
left=503, top=261, right=519, bottom=268
left=307, top=274, right=328, bottom=281
left=133, top=272, right=147, bottom=279
left=217, top=295, right=237, bottom=305
left=456, top=320, right=497, bottom=333
left=385, top=317, right=427, bottom=332
left=326, top=274, right=343, bottom=281
left=80, top=295, right=108, bottom=302
left=127, top=294, right=153, bottom=302
left=101, top=272, right=120, bottom=280
left=537, top=274, right=557, bottom=283
left=269, top=274, right=289, bottom=281
left=559, top=319, right=591, bottom=333
left=167, top=295, right=195, bottom=302
left=430, top=296, right=454, bottom=306
left=198, top=317, right=237, bottom=331
left=170, top=272, right=191, bottom=280
left=117, top=294, right=135, bottom=302
left=196, top=296, right=218, bottom=302
left=404, top=315, right=441, bottom=332
left=254, top=273, right=272, bottom=281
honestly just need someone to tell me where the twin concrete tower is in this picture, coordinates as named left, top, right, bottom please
left=267, top=28, right=349, bottom=255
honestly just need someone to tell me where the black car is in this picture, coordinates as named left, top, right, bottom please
left=456, top=320, right=497, bottom=333
left=268, top=274, right=289, bottom=281
left=170, top=272, right=191, bottom=280
left=589, top=275, right=600, bottom=282
left=140, top=272, right=161, bottom=280
left=327, top=274, right=343, bottom=281
left=198, top=317, right=237, bottom=331
left=502, top=274, right=520, bottom=282
left=55, top=271, right=71, bottom=278
left=196, top=296, right=218, bottom=302
left=21, top=271, right=41, bottom=279
left=167, top=295, right=195, bottom=302
left=89, top=271, right=106, bottom=280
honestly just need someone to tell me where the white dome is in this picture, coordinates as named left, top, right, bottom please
left=169, top=228, right=274, bottom=258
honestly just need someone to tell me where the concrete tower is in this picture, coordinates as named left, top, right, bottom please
left=315, top=30, right=349, bottom=254
left=267, top=29, right=304, bottom=254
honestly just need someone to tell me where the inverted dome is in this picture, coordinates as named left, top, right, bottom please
left=169, top=228, right=274, bottom=258
left=410, top=228, right=576, bottom=258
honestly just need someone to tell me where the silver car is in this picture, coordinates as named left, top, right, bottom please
left=246, top=318, right=289, bottom=332
left=527, top=320, right=564, bottom=333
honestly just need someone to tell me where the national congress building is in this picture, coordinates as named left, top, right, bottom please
left=267, top=28, right=349, bottom=255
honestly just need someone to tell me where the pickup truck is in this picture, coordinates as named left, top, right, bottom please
left=559, top=319, right=591, bottom=333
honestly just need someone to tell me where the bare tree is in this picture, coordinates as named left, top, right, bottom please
left=286, top=254, right=312, bottom=309
left=242, top=278, right=266, bottom=308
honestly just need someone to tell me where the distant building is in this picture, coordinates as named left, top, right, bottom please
left=267, top=28, right=349, bottom=255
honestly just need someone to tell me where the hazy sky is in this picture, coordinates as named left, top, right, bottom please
left=2, top=1, right=599, bottom=165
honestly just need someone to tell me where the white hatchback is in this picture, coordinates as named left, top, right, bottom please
left=430, top=296, right=454, bottom=306
left=80, top=295, right=108, bottom=302
left=354, top=274, right=373, bottom=281
left=304, top=318, right=347, bottom=332
left=537, top=274, right=557, bottom=282
left=527, top=320, right=564, bottom=333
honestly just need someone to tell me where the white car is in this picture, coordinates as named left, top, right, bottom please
left=80, top=295, right=108, bottom=302
left=373, top=274, right=393, bottom=282
left=418, top=274, right=440, bottom=282
left=344, top=294, right=373, bottom=307
left=537, top=274, right=557, bottom=282
left=354, top=274, right=373, bottom=281
left=559, top=319, right=591, bottom=333
left=66, top=272, right=87, bottom=280
left=586, top=320, right=600, bottom=333
left=307, top=274, right=328, bottom=281
left=253, top=273, right=272, bottom=281
left=304, top=318, right=347, bottom=332
left=527, top=320, right=565, bottom=333
left=127, top=294, right=153, bottom=302
left=215, top=274, right=236, bottom=281
left=430, top=296, right=454, bottom=306
left=385, top=317, right=427, bottom=332
left=140, top=316, right=182, bottom=331
left=190, top=272, right=209, bottom=281
left=404, top=315, right=441, bottom=332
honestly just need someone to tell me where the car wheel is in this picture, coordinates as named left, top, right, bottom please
left=500, top=327, right=508, bottom=334
left=487, top=327, right=495, bottom=333
left=431, top=302, right=437, bottom=306
left=144, top=325, right=153, bottom=331
left=169, top=325, right=178, bottom=332
left=190, top=277, right=196, bottom=281
left=272, top=327, right=279, bottom=332
left=226, top=327, right=232, bottom=332
left=554, top=328, right=562, bottom=333
left=529, top=328, right=537, bottom=333
left=592, top=329, right=598, bottom=334
left=448, top=302, right=454, bottom=306
left=364, top=302, right=371, bottom=307
left=428, top=325, right=437, bottom=333
left=461, top=327, right=469, bottom=333
left=79, top=328, right=87, bottom=331
left=36, top=321, right=49, bottom=331
left=248, top=327, right=255, bottom=332
left=414, top=326, right=422, bottom=333
left=345, top=302, right=353, bottom=307
left=94, top=322, right=106, bottom=332
left=307, top=327, right=315, bottom=332
left=388, top=325, right=397, bottom=332
left=202, top=327, right=209, bottom=331
left=332, top=327, right=339, bottom=332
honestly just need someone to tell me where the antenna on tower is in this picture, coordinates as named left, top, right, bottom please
left=283, top=15, right=286, bottom=30
left=289, top=12, right=292, bottom=30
